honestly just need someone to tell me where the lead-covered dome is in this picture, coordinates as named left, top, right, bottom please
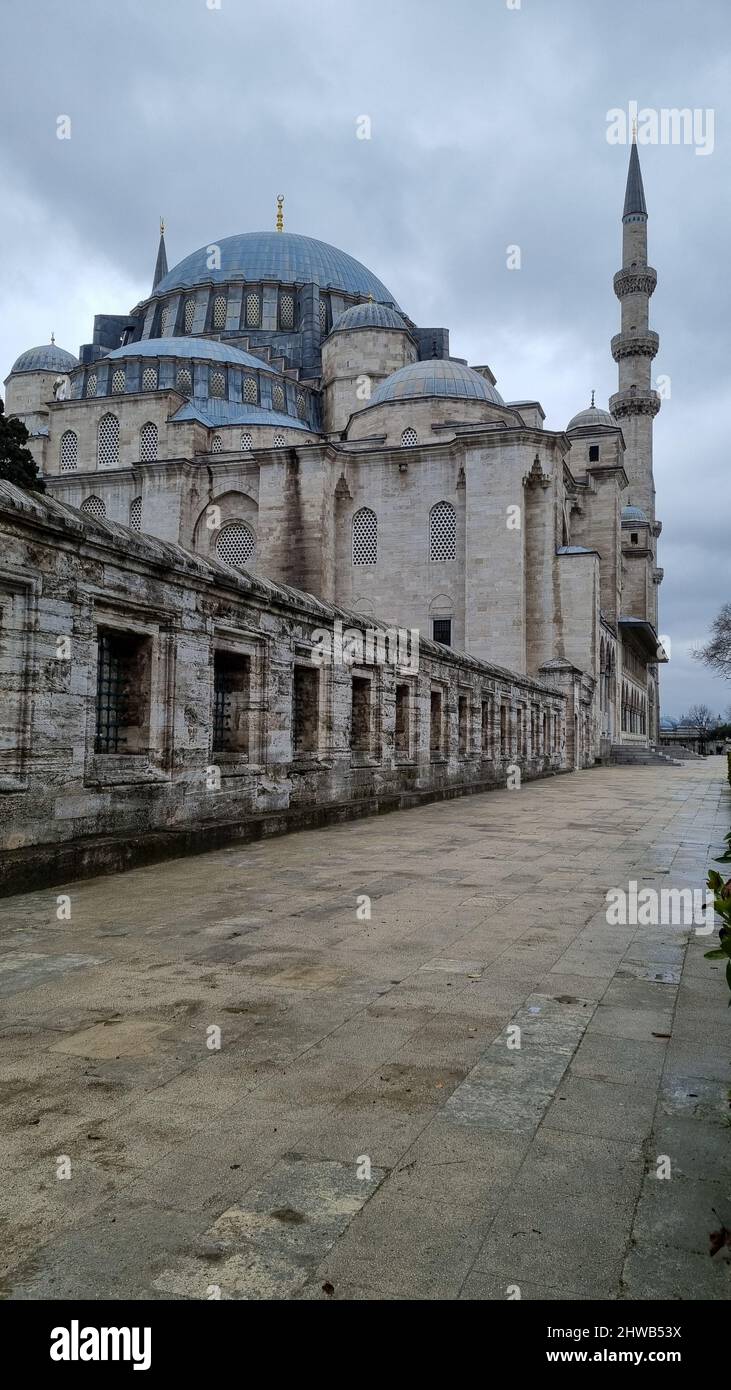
left=371, top=358, right=504, bottom=406
left=622, top=504, right=649, bottom=523
left=104, top=336, right=279, bottom=375
left=154, top=231, right=400, bottom=307
left=567, top=403, right=615, bottom=431
left=330, top=302, right=409, bottom=334
left=10, top=342, right=78, bottom=375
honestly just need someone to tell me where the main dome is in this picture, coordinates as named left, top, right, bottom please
left=371, top=359, right=505, bottom=406
left=154, top=232, right=401, bottom=307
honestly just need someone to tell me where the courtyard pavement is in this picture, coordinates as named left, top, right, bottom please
left=1, top=760, right=729, bottom=1301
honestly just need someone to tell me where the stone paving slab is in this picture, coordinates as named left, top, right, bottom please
left=0, top=759, right=729, bottom=1301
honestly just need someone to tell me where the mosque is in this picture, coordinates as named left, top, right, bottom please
left=0, top=140, right=666, bottom=888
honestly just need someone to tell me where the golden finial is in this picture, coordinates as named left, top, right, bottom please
left=276, top=194, right=284, bottom=232
left=160, top=216, right=165, bottom=236
left=51, top=332, right=55, bottom=345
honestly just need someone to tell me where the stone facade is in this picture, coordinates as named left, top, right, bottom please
left=0, top=481, right=581, bottom=894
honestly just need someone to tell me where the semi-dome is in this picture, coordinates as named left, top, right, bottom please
left=105, top=336, right=279, bottom=375
left=622, top=504, right=649, bottom=523
left=154, top=232, right=400, bottom=308
left=10, top=343, right=78, bottom=375
left=370, top=358, right=505, bottom=406
left=567, top=403, right=615, bottom=431
left=330, top=302, right=408, bottom=334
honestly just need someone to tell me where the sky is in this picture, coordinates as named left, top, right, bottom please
left=0, top=0, right=728, bottom=718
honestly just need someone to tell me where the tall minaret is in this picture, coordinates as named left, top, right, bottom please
left=610, top=134, right=660, bottom=536
left=151, top=218, right=168, bottom=294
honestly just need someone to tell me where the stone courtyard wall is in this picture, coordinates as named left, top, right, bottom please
left=0, top=482, right=583, bottom=895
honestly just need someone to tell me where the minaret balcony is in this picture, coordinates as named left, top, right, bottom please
left=611, top=331, right=660, bottom=363
left=613, top=266, right=657, bottom=300
left=609, top=387, right=661, bottom=419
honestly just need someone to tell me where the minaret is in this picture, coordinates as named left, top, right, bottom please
left=152, top=218, right=168, bottom=293
left=610, top=134, right=660, bottom=527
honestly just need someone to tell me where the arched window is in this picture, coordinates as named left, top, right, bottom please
left=401, top=427, right=418, bottom=447
left=176, top=367, right=192, bottom=394
left=243, top=375, right=258, bottom=404
left=240, top=432, right=253, bottom=450
left=429, top=501, right=456, bottom=562
left=211, top=433, right=223, bottom=454
left=85, top=372, right=97, bottom=398
left=209, top=369, right=226, bottom=398
left=272, top=383, right=285, bottom=412
left=161, top=304, right=174, bottom=336
left=60, top=430, right=78, bottom=472
left=245, top=292, right=261, bottom=328
left=319, top=297, right=328, bottom=336
left=129, top=496, right=142, bottom=531
left=139, top=422, right=158, bottom=461
left=215, top=522, right=255, bottom=569
left=352, top=507, right=378, bottom=566
left=97, top=414, right=119, bottom=468
left=111, top=369, right=126, bottom=394
left=81, top=495, right=106, bottom=519
left=273, top=433, right=286, bottom=447
left=279, top=292, right=295, bottom=330
left=184, top=298, right=195, bottom=333
left=296, top=392, right=307, bottom=419
left=142, top=366, right=158, bottom=390
left=212, top=294, right=227, bottom=329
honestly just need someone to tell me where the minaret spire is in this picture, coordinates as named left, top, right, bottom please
left=276, top=195, right=284, bottom=232
left=152, top=217, right=168, bottom=292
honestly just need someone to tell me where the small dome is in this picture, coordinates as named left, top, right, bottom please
left=622, top=504, right=649, bottom=523
left=11, top=342, right=78, bottom=375
left=370, top=358, right=504, bottom=406
left=567, top=403, right=615, bottom=431
left=330, top=302, right=408, bottom=334
left=105, top=336, right=278, bottom=375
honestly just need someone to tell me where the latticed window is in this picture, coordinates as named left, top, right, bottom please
left=272, top=383, right=285, bottom=412
left=319, top=297, right=328, bottom=336
left=240, top=432, right=253, bottom=449
left=352, top=507, right=377, bottom=566
left=139, top=422, right=158, bottom=461
left=111, top=369, right=126, bottom=394
left=81, top=495, right=106, bottom=519
left=142, top=366, right=157, bottom=390
left=212, top=294, right=227, bottom=329
left=209, top=369, right=225, bottom=398
left=94, top=630, right=150, bottom=754
left=296, top=392, right=307, bottom=419
left=243, top=375, right=257, bottom=404
left=184, top=298, right=195, bottom=333
left=245, top=292, right=261, bottom=328
left=401, top=427, right=418, bottom=447
left=86, top=372, right=97, bottom=398
left=129, top=497, right=142, bottom=531
left=176, top=367, right=192, bottom=394
left=60, top=430, right=78, bottom=471
left=97, top=414, right=119, bottom=468
left=161, top=304, right=174, bottom=336
left=279, top=292, right=294, bottom=330
left=211, top=433, right=223, bottom=454
left=273, top=433, right=286, bottom=447
left=429, top=501, right=456, bottom=562
left=215, top=522, right=255, bottom=568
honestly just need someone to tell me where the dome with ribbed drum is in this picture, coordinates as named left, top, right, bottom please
left=330, top=302, right=409, bottom=334
left=10, top=342, right=78, bottom=375
left=370, top=358, right=504, bottom=406
left=154, top=231, right=400, bottom=308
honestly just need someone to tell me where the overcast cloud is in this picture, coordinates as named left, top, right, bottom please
left=1, top=0, right=728, bottom=716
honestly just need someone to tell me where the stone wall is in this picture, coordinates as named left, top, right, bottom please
left=0, top=482, right=583, bottom=895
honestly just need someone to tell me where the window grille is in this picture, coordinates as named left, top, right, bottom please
left=213, top=294, right=227, bottom=329
left=86, top=372, right=97, bottom=397
left=243, top=375, right=257, bottom=404
left=273, top=433, right=286, bottom=447
left=401, top=427, right=418, bottom=447
left=240, top=432, right=253, bottom=449
left=60, top=430, right=78, bottom=471
left=279, top=293, right=294, bottom=330
left=211, top=433, right=223, bottom=453
left=432, top=618, right=452, bottom=645
left=176, top=367, right=192, bottom=394
left=210, top=369, right=226, bottom=398
left=111, top=369, right=126, bottom=394
left=215, top=523, right=255, bottom=568
left=245, top=293, right=261, bottom=328
left=142, top=366, right=157, bottom=390
left=139, top=422, right=158, bottom=461
left=81, top=495, right=106, bottom=519
left=184, top=299, right=195, bottom=333
left=352, top=507, right=377, bottom=566
left=129, top=497, right=142, bottom=531
left=319, top=297, right=328, bottom=335
left=272, top=383, right=285, bottom=412
left=429, top=501, right=456, bottom=561
left=97, top=414, right=119, bottom=468
left=297, top=392, right=307, bottom=419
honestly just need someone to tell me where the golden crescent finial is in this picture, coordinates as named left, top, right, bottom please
left=276, top=194, right=284, bottom=232
left=160, top=216, right=165, bottom=235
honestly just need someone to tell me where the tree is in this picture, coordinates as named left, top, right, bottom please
left=693, top=604, right=731, bottom=682
left=681, top=703, right=718, bottom=752
left=0, top=398, right=45, bottom=492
